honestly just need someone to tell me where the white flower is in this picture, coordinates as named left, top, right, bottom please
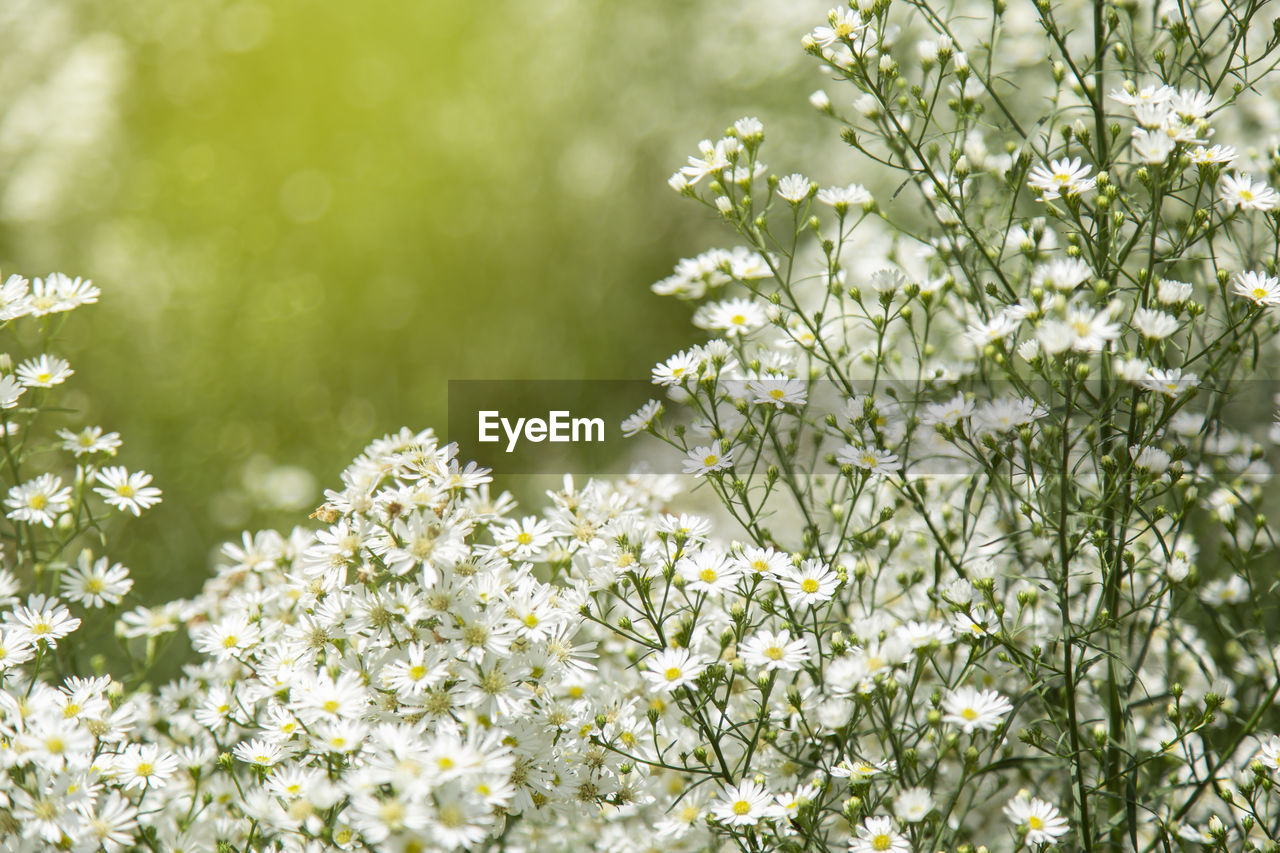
left=831, top=755, right=895, bottom=781
left=894, top=787, right=934, bottom=823
left=973, top=398, right=1046, bottom=434
left=683, top=444, right=733, bottom=476
left=381, top=642, right=447, bottom=695
left=112, top=743, right=180, bottom=790
left=1131, top=307, right=1179, bottom=339
left=849, top=816, right=910, bottom=853
left=1003, top=793, right=1070, bottom=844
left=678, top=548, right=739, bottom=595
left=5, top=473, right=72, bottom=527
left=1131, top=128, right=1176, bottom=164
left=494, top=515, right=553, bottom=559
left=1109, top=82, right=1176, bottom=108
left=1170, top=88, right=1213, bottom=119
left=1221, top=174, right=1279, bottom=211
left=837, top=444, right=899, bottom=477
left=0, top=274, right=31, bottom=320
left=942, top=686, right=1013, bottom=732
left=233, top=738, right=285, bottom=767
left=1200, top=575, right=1248, bottom=604
left=0, top=375, right=24, bottom=409
left=1028, top=157, right=1096, bottom=200
left=740, top=629, right=808, bottom=672
left=621, top=399, right=662, bottom=436
left=777, top=559, right=839, bottom=605
left=1156, top=278, right=1193, bottom=304
left=1232, top=270, right=1280, bottom=307
left=0, top=628, right=35, bottom=670
left=93, top=466, right=163, bottom=515
left=696, top=297, right=767, bottom=336
left=1190, top=144, right=1235, bottom=165
left=62, top=552, right=133, bottom=608
left=76, top=791, right=137, bottom=853
left=817, top=182, right=873, bottom=211
left=116, top=603, right=181, bottom=640
left=812, top=7, right=866, bottom=47
left=57, top=425, right=122, bottom=456
left=1140, top=367, right=1198, bottom=397
left=1032, top=258, right=1092, bottom=292
left=1131, top=445, right=1171, bottom=475
left=194, top=614, right=262, bottom=661
left=711, top=779, right=780, bottom=827
left=733, top=116, right=764, bottom=141
left=921, top=393, right=973, bottom=427
left=733, top=545, right=790, bottom=577
left=653, top=349, right=702, bottom=386
left=1062, top=306, right=1121, bottom=352
left=965, top=312, right=1020, bottom=347
left=15, top=353, right=73, bottom=388
left=777, top=173, right=814, bottom=203
left=680, top=138, right=732, bottom=184
left=5, top=594, right=80, bottom=648
left=642, top=647, right=707, bottom=693
left=1259, top=735, right=1280, bottom=773
left=747, top=377, right=807, bottom=409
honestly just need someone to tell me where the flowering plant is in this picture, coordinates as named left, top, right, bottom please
left=619, top=0, right=1280, bottom=850
left=9, top=1, right=1280, bottom=852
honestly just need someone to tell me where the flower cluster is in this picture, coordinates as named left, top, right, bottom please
left=11, top=1, right=1280, bottom=852
left=617, top=0, right=1280, bottom=850
left=0, top=271, right=171, bottom=852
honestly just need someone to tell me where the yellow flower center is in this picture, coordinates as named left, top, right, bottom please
left=664, top=666, right=682, bottom=681
left=801, top=578, right=819, bottom=593
left=733, top=800, right=751, bottom=815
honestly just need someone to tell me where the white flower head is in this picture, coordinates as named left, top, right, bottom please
left=1221, top=174, right=1279, bottom=211
left=1028, top=157, right=1096, bottom=200
left=1004, top=793, right=1070, bottom=844
left=942, top=686, right=1013, bottom=733
left=94, top=466, right=163, bottom=515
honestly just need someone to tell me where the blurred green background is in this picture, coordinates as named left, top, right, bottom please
left=0, top=0, right=832, bottom=596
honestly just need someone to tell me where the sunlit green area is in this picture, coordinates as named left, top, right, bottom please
left=0, top=0, right=832, bottom=594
